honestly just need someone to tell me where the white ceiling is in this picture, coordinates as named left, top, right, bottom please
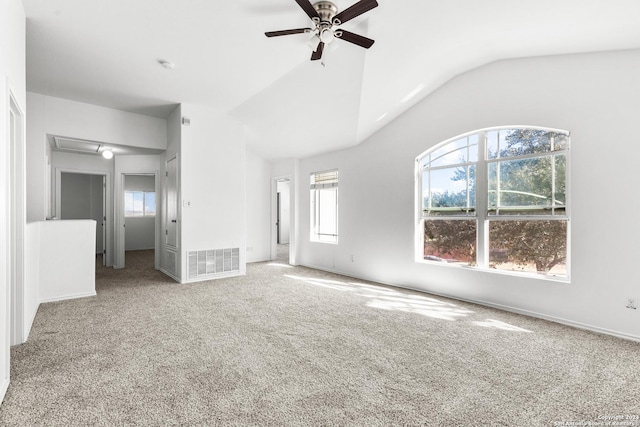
left=23, top=0, right=640, bottom=160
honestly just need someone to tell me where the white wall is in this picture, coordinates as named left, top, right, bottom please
left=298, top=49, right=640, bottom=341
left=246, top=150, right=271, bottom=263
left=23, top=223, right=40, bottom=340
left=179, top=104, right=246, bottom=282
left=36, top=220, right=96, bottom=303
left=29, top=93, right=167, bottom=150
left=0, top=0, right=26, bottom=403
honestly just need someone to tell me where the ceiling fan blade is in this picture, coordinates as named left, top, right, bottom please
left=336, top=30, right=375, bottom=48
left=332, top=0, right=378, bottom=25
left=265, top=28, right=311, bottom=37
left=295, top=0, right=320, bottom=20
left=311, top=42, right=325, bottom=61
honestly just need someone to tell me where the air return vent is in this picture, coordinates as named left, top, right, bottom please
left=188, top=248, right=240, bottom=280
left=53, top=136, right=102, bottom=154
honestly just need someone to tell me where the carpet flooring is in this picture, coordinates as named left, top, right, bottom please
left=0, top=249, right=639, bottom=426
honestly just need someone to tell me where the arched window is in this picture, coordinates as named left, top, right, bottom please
left=416, top=127, right=570, bottom=278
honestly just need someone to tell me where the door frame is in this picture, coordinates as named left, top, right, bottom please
left=8, top=92, right=25, bottom=346
left=271, top=175, right=294, bottom=263
left=116, top=172, right=159, bottom=270
left=55, top=168, right=112, bottom=266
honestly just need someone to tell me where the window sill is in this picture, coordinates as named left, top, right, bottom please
left=416, top=258, right=570, bottom=283
left=310, top=238, right=338, bottom=245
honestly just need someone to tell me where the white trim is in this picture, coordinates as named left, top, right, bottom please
left=159, top=268, right=180, bottom=283
left=8, top=92, right=25, bottom=345
left=23, top=300, right=39, bottom=342
left=300, top=263, right=640, bottom=343
left=39, top=291, right=97, bottom=304
left=181, top=270, right=245, bottom=284
left=271, top=175, right=293, bottom=262
left=0, top=378, right=9, bottom=404
left=117, top=171, right=160, bottom=270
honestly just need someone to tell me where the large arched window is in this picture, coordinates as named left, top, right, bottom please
left=416, top=126, right=570, bottom=278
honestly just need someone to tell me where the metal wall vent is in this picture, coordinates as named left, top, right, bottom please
left=188, top=248, right=240, bottom=280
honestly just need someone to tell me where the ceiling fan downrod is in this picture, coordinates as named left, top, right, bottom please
left=313, top=1, right=338, bottom=24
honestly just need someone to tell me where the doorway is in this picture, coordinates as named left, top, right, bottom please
left=275, top=178, right=291, bottom=263
left=60, top=172, right=107, bottom=264
left=122, top=174, right=157, bottom=270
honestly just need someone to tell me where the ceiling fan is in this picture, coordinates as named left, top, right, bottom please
left=265, top=0, right=379, bottom=61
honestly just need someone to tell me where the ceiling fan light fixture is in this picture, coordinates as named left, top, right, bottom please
left=320, top=28, right=334, bottom=44
left=265, top=0, right=378, bottom=62
left=308, top=34, right=321, bottom=50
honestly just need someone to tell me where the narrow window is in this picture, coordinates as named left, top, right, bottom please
left=417, top=127, right=570, bottom=278
left=310, top=169, right=338, bottom=243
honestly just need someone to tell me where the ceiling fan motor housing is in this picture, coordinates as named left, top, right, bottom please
left=314, top=1, right=338, bottom=23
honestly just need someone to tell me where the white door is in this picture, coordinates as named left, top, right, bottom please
left=166, top=157, right=178, bottom=248
left=102, top=175, right=107, bottom=265
left=163, top=157, right=178, bottom=277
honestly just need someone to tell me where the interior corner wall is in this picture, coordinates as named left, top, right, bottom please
left=178, top=104, right=246, bottom=282
left=0, top=0, right=26, bottom=403
left=246, top=150, right=272, bottom=263
left=26, top=92, right=47, bottom=222
left=298, top=49, right=640, bottom=341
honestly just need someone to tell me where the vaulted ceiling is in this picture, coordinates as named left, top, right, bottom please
left=23, top=0, right=640, bottom=160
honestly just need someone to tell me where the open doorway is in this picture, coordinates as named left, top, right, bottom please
left=276, top=179, right=291, bottom=263
left=60, top=172, right=107, bottom=264
left=122, top=174, right=156, bottom=271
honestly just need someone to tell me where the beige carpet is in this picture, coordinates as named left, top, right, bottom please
left=1, top=250, right=639, bottom=426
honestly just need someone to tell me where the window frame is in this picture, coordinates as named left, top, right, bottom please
left=124, top=190, right=156, bottom=217
left=415, top=126, right=571, bottom=281
left=310, top=169, right=339, bottom=244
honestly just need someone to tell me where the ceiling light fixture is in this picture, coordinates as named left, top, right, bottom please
left=102, top=150, right=114, bottom=159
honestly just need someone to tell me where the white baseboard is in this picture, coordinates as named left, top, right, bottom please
left=0, top=378, right=9, bottom=405
left=23, top=302, right=40, bottom=342
left=159, top=268, right=180, bottom=283
left=39, top=291, right=97, bottom=304
left=181, top=270, right=246, bottom=285
left=301, top=263, right=640, bottom=343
